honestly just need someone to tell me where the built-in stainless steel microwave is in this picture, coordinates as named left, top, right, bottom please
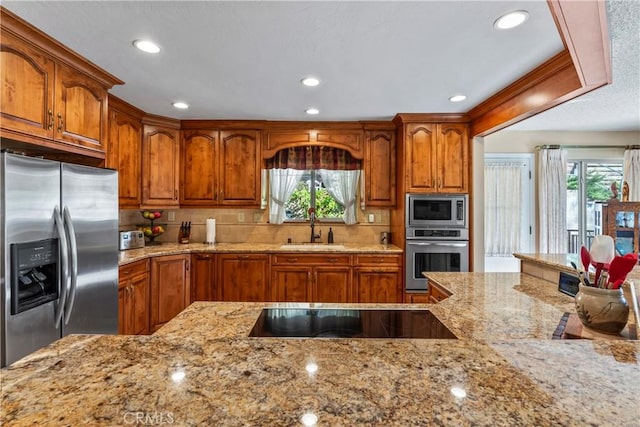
left=406, top=194, right=468, bottom=228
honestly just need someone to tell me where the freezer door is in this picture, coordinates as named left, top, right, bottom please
left=1, top=154, right=62, bottom=367
left=61, top=163, right=118, bottom=335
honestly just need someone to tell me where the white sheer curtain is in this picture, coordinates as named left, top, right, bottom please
left=318, top=169, right=360, bottom=224
left=623, top=149, right=640, bottom=201
left=268, top=168, right=304, bottom=224
left=538, top=148, right=567, bottom=253
left=484, top=162, right=522, bottom=256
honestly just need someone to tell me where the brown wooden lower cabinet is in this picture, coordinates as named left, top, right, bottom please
left=191, top=253, right=217, bottom=302
left=149, top=254, right=190, bottom=333
left=428, top=283, right=450, bottom=303
left=118, top=260, right=150, bottom=335
left=405, top=293, right=431, bottom=304
left=353, top=268, right=403, bottom=303
left=218, top=253, right=269, bottom=302
left=271, top=254, right=353, bottom=303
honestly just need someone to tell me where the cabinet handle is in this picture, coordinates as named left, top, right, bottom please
left=185, top=261, right=190, bottom=271
left=432, top=178, right=435, bottom=188
left=48, top=110, right=53, bottom=130
left=238, top=255, right=250, bottom=260
left=122, top=269, right=132, bottom=275
left=174, top=190, right=178, bottom=201
left=57, top=113, right=64, bottom=132
left=308, top=271, right=312, bottom=284
left=438, top=177, right=442, bottom=189
left=328, top=258, right=339, bottom=263
left=286, top=257, right=299, bottom=263
left=220, top=190, right=224, bottom=200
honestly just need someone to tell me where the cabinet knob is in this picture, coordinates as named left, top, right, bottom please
left=48, top=110, right=53, bottom=130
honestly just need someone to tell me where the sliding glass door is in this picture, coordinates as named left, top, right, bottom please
left=566, top=160, right=623, bottom=253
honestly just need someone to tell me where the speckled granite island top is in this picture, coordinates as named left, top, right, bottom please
left=119, top=242, right=402, bottom=265
left=2, top=274, right=639, bottom=426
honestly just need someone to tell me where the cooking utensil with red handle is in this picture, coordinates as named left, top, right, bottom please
left=608, top=253, right=638, bottom=289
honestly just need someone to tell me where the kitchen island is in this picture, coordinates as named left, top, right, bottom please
left=2, top=273, right=639, bottom=426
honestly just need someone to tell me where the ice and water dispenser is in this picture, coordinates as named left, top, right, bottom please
left=10, top=239, right=59, bottom=315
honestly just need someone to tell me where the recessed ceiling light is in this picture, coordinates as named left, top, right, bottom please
left=305, top=108, right=319, bottom=115
left=449, top=95, right=467, bottom=102
left=133, top=39, right=161, bottom=54
left=172, top=101, right=189, bottom=109
left=301, top=77, right=320, bottom=87
left=494, top=10, right=529, bottom=30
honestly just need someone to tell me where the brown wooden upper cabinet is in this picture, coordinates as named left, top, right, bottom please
left=400, top=121, right=469, bottom=194
left=0, top=10, right=122, bottom=158
left=180, top=129, right=261, bottom=207
left=141, top=118, right=180, bottom=208
left=107, top=99, right=143, bottom=208
left=364, top=129, right=396, bottom=207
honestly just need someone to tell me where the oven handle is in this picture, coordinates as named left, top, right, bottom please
left=407, top=242, right=468, bottom=247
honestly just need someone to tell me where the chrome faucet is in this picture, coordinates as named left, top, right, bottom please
left=309, top=209, right=321, bottom=243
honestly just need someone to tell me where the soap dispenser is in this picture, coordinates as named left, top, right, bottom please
left=328, top=227, right=334, bottom=244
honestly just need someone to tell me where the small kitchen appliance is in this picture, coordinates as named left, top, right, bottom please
left=119, top=231, right=145, bottom=250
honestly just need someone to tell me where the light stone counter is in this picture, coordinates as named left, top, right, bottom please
left=2, top=273, right=639, bottom=425
left=514, top=252, right=640, bottom=283
left=119, top=242, right=402, bottom=265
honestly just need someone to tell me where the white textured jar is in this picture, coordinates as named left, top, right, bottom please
left=574, top=284, right=629, bottom=334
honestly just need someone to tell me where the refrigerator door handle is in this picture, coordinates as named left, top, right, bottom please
left=53, top=206, right=69, bottom=329
left=62, top=206, right=78, bottom=325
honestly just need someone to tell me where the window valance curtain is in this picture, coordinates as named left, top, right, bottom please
left=265, top=146, right=361, bottom=170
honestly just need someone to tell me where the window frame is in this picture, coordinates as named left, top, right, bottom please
left=283, top=169, right=346, bottom=223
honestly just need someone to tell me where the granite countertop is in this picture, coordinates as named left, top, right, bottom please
left=2, top=273, right=639, bottom=426
left=119, top=242, right=402, bottom=265
left=514, top=252, right=640, bottom=283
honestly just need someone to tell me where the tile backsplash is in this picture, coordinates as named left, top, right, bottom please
left=120, top=208, right=392, bottom=245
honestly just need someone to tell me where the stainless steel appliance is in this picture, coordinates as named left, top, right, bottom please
left=1, top=152, right=118, bottom=367
left=405, top=194, right=469, bottom=291
left=406, top=193, right=468, bottom=228
left=119, top=231, right=145, bottom=250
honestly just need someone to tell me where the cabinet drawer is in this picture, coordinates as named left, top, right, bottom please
left=119, top=260, right=149, bottom=280
left=429, top=284, right=450, bottom=302
left=272, top=254, right=351, bottom=266
left=354, top=254, right=402, bottom=266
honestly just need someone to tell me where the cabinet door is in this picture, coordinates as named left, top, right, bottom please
left=130, top=273, right=150, bottom=335
left=354, top=268, right=402, bottom=303
left=142, top=124, right=180, bottom=207
left=118, top=284, right=129, bottom=335
left=365, top=130, right=396, bottom=207
left=313, top=267, right=352, bottom=303
left=191, top=254, right=217, bottom=302
left=437, top=123, right=468, bottom=193
left=0, top=31, right=55, bottom=139
left=150, top=255, right=190, bottom=332
left=181, top=130, right=217, bottom=206
left=406, top=124, right=437, bottom=193
left=218, top=254, right=269, bottom=302
left=406, top=293, right=430, bottom=304
left=218, top=130, right=261, bottom=206
left=108, top=108, right=142, bottom=208
left=54, top=63, right=107, bottom=151
left=272, top=267, right=311, bottom=302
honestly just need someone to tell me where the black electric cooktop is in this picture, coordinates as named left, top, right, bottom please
left=248, top=309, right=457, bottom=339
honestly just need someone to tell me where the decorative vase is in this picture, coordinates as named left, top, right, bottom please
left=574, top=284, right=629, bottom=334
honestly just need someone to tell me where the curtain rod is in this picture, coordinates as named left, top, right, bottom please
left=535, top=144, right=640, bottom=150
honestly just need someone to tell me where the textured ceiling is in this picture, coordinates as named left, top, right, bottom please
left=509, top=0, right=640, bottom=131
left=2, top=1, right=637, bottom=131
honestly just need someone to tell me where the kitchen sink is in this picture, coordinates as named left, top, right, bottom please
left=280, top=244, right=345, bottom=250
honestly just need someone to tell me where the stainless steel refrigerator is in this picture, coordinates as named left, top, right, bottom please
left=1, top=152, right=118, bottom=367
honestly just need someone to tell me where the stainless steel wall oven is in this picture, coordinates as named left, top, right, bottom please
left=405, top=194, right=469, bottom=291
